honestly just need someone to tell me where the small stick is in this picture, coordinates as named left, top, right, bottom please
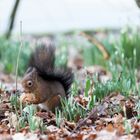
left=15, top=21, right=23, bottom=91
left=76, top=101, right=89, bottom=111
left=80, top=32, right=109, bottom=60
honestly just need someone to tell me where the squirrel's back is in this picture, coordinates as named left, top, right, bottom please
left=37, top=68, right=73, bottom=95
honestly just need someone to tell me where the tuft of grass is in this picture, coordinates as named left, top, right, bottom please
left=10, top=95, right=45, bottom=132
left=56, top=96, right=87, bottom=122
left=112, top=27, right=140, bottom=69
left=93, top=74, right=133, bottom=101
left=55, top=36, right=68, bottom=68
left=71, top=80, right=80, bottom=96
left=10, top=93, right=19, bottom=110
left=17, top=115, right=26, bottom=130
left=28, top=115, right=44, bottom=132
left=25, top=105, right=45, bottom=132
left=55, top=109, right=63, bottom=127
left=9, top=93, right=25, bottom=131
left=84, top=77, right=91, bottom=97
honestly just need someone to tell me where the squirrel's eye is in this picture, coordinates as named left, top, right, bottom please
left=27, top=80, right=33, bottom=87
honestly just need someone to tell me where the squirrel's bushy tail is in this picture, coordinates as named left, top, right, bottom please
left=28, top=39, right=73, bottom=95
left=29, top=39, right=55, bottom=71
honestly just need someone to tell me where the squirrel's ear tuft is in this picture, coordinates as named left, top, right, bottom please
left=31, top=68, right=38, bottom=78
left=25, top=67, right=38, bottom=79
left=25, top=67, right=33, bottom=74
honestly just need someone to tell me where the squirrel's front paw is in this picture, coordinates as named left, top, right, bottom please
left=20, top=93, right=36, bottom=104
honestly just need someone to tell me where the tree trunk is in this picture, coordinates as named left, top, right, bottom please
left=135, top=0, right=140, bottom=8
left=6, top=0, right=20, bottom=39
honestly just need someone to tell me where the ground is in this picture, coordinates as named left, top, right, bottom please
left=0, top=28, right=140, bottom=139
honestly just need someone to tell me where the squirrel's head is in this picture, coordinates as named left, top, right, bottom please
left=21, top=67, right=38, bottom=93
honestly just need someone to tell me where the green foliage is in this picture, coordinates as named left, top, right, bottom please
left=55, top=36, right=68, bottom=68
left=55, top=109, right=63, bottom=127
left=10, top=93, right=19, bottom=109
left=71, top=80, right=80, bottom=96
left=87, top=92, right=96, bottom=110
left=84, top=37, right=137, bottom=110
left=80, top=34, right=113, bottom=66
left=84, top=77, right=91, bottom=97
left=0, top=37, right=31, bottom=75
left=93, top=76, right=132, bottom=101
left=17, top=115, right=26, bottom=130
left=84, top=71, right=134, bottom=111
left=82, top=44, right=105, bottom=66
left=114, top=27, right=140, bottom=68
left=28, top=115, right=44, bottom=132
left=89, top=47, right=136, bottom=108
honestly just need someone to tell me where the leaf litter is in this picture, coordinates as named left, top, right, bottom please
left=0, top=66, right=139, bottom=140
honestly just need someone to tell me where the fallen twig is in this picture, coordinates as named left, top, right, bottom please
left=80, top=32, right=109, bottom=60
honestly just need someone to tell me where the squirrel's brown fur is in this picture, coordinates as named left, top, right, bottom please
left=21, top=40, right=73, bottom=112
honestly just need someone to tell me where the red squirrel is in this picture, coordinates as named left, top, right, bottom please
left=21, top=40, right=73, bottom=112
